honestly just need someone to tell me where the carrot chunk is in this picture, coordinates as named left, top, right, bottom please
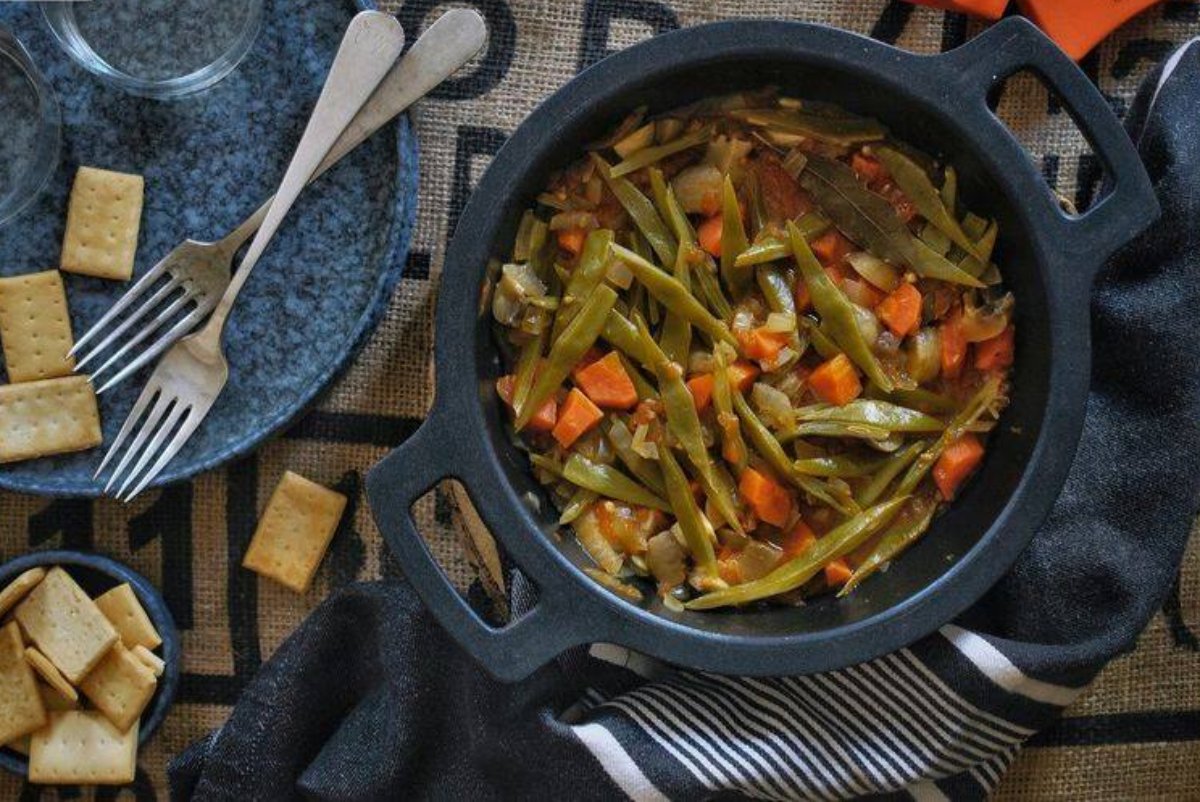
left=933, top=433, right=985, bottom=500
left=808, top=354, right=862, bottom=406
left=552, top=388, right=604, bottom=448
left=738, top=467, right=792, bottom=528
left=697, top=214, right=723, bottom=257
left=557, top=227, right=587, bottom=255
left=940, top=308, right=968, bottom=380
left=975, top=325, right=1015, bottom=372
left=573, top=352, right=638, bottom=410
left=496, top=375, right=557, bottom=433
left=876, top=283, right=923, bottom=338
left=738, top=327, right=790, bottom=362
left=810, top=229, right=852, bottom=267
left=727, top=360, right=760, bottom=393
left=851, top=153, right=889, bottom=185
left=782, top=519, right=817, bottom=559
left=686, top=373, right=715, bottom=412
left=824, top=558, right=853, bottom=587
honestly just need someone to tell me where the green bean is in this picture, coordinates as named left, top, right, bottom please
left=609, top=125, right=712, bottom=178
left=789, top=421, right=893, bottom=441
left=649, top=168, right=696, bottom=249
left=756, top=266, right=798, bottom=316
left=658, top=245, right=693, bottom=364
left=854, top=440, right=926, bottom=507
left=604, top=418, right=667, bottom=497
left=516, top=285, right=617, bottom=430
left=940, top=165, right=958, bottom=215
left=870, top=385, right=957, bottom=414
left=732, top=388, right=858, bottom=515
left=552, top=229, right=615, bottom=340
left=611, top=244, right=738, bottom=347
left=658, top=439, right=719, bottom=579
left=734, top=238, right=790, bottom=269
left=788, top=221, right=894, bottom=391
left=528, top=452, right=564, bottom=478
left=918, top=222, right=952, bottom=257
left=720, top=175, right=753, bottom=296
left=619, top=352, right=658, bottom=400
left=691, top=257, right=733, bottom=320
left=635, top=317, right=744, bottom=534
left=592, top=154, right=677, bottom=265
left=713, top=345, right=749, bottom=474
left=796, top=400, right=945, bottom=433
left=959, top=219, right=998, bottom=278
left=910, top=237, right=986, bottom=288
left=876, top=146, right=982, bottom=259
left=562, top=454, right=671, bottom=511
left=799, top=316, right=841, bottom=360
left=602, top=309, right=656, bottom=371
left=512, top=210, right=538, bottom=262
left=686, top=496, right=908, bottom=608
left=732, top=108, right=887, bottom=147
left=838, top=497, right=937, bottom=595
left=560, top=487, right=600, bottom=525
left=794, top=453, right=888, bottom=478
left=511, top=330, right=546, bottom=416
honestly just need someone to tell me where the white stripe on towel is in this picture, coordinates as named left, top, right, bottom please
left=940, top=625, right=1083, bottom=706
left=574, top=722, right=672, bottom=802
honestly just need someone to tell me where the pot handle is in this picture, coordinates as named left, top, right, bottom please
left=938, top=17, right=1158, bottom=272
left=365, top=411, right=588, bottom=682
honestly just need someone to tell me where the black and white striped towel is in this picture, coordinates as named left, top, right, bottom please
left=169, top=39, right=1200, bottom=802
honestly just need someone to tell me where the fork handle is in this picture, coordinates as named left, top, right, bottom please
left=215, top=10, right=486, bottom=261
left=203, top=11, right=405, bottom=339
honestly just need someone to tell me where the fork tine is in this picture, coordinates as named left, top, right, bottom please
left=74, top=278, right=185, bottom=371
left=71, top=256, right=177, bottom=356
left=87, top=290, right=197, bottom=385
left=113, top=400, right=189, bottom=500
left=103, top=392, right=175, bottom=494
left=121, top=409, right=205, bottom=502
left=93, top=305, right=211, bottom=395
left=93, top=380, right=161, bottom=479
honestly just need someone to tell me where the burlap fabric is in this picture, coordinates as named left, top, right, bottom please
left=2, top=1, right=1198, bottom=798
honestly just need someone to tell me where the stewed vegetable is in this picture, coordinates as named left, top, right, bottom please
left=491, top=90, right=1013, bottom=609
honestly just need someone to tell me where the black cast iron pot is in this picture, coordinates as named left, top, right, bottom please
left=366, top=18, right=1157, bottom=682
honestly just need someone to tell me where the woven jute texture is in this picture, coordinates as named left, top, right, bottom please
left=2, top=1, right=1199, bottom=798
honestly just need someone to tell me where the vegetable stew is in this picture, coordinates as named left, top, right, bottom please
left=490, top=90, right=1013, bottom=609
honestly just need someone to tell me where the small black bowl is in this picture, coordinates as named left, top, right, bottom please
left=0, top=550, right=180, bottom=777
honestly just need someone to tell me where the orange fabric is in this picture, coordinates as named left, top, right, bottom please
left=686, top=374, right=715, bottom=412
left=1016, top=0, right=1162, bottom=60
left=697, top=214, right=723, bottom=257
left=552, top=388, right=603, bottom=448
left=738, top=467, right=792, bottom=527
left=557, top=227, right=587, bottom=255
left=573, top=352, right=638, bottom=409
left=496, top=375, right=557, bottom=433
left=975, top=325, right=1015, bottom=371
left=877, top=283, right=923, bottom=337
left=934, top=433, right=985, bottom=500
left=808, top=354, right=863, bottom=406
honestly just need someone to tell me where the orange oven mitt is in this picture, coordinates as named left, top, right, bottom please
left=1015, top=0, right=1165, bottom=60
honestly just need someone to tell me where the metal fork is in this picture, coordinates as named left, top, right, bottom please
left=95, top=11, right=406, bottom=500
left=72, top=8, right=487, bottom=393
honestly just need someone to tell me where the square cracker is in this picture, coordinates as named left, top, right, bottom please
left=29, top=711, right=137, bottom=785
left=131, top=645, right=164, bottom=678
left=14, top=567, right=118, bottom=684
left=0, top=567, right=46, bottom=618
left=0, top=622, right=46, bottom=745
left=60, top=166, right=144, bottom=281
left=25, top=647, right=79, bottom=705
left=0, top=270, right=76, bottom=383
left=3, top=683, right=74, bottom=757
left=94, top=582, right=161, bottom=650
left=79, top=642, right=156, bottom=733
left=0, top=375, right=102, bottom=464
left=242, top=471, right=348, bottom=593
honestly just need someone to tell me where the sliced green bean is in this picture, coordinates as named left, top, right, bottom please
left=854, top=439, right=926, bottom=507
left=691, top=256, right=733, bottom=320
left=910, top=237, right=986, bottom=288
left=876, top=146, right=982, bottom=259
left=560, top=488, right=600, bottom=525
left=649, top=167, right=696, bottom=249
left=720, top=175, right=753, bottom=296
left=940, top=165, right=958, bottom=215
left=686, top=496, right=908, bottom=608
left=871, top=385, right=958, bottom=414
left=611, top=244, right=737, bottom=347
left=516, top=285, right=617, bottom=430
left=732, top=388, right=858, bottom=515
left=788, top=221, right=894, bottom=391
left=511, top=330, right=546, bottom=416
left=732, top=108, right=887, bottom=147
left=790, top=421, right=893, bottom=441
left=604, top=418, right=667, bottom=497
left=839, top=497, right=937, bottom=595
left=602, top=309, right=656, bottom=372
left=794, top=453, right=888, bottom=478
left=609, top=125, right=712, bottom=178
left=658, top=245, right=694, bottom=364
left=799, top=315, right=841, bottom=360
left=658, top=440, right=719, bottom=579
left=796, top=400, right=945, bottom=433
left=959, top=219, right=998, bottom=278
left=713, top=345, right=749, bottom=474
left=592, top=154, right=677, bottom=265
left=619, top=352, right=658, bottom=400
left=562, top=454, right=670, bottom=511
left=552, top=228, right=614, bottom=340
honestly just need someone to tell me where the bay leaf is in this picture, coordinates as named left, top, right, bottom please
left=799, top=154, right=916, bottom=267
left=732, top=108, right=887, bottom=147
left=876, top=145, right=982, bottom=259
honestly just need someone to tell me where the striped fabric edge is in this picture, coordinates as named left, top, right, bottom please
left=569, top=642, right=1037, bottom=802
left=938, top=625, right=1085, bottom=707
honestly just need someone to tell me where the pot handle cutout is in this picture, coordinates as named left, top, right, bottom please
left=938, top=17, right=1159, bottom=277
left=366, top=412, right=590, bottom=682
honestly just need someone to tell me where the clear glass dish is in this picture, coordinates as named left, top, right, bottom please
left=0, top=27, right=61, bottom=229
left=41, top=0, right=264, bottom=100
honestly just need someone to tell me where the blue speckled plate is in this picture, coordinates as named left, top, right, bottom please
left=0, top=0, right=417, bottom=497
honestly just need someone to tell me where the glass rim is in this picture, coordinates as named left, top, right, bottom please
left=0, top=26, right=62, bottom=229
left=40, top=0, right=265, bottom=100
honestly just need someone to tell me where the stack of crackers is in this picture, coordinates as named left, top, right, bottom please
left=0, top=166, right=144, bottom=465
left=0, top=565, right=165, bottom=785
